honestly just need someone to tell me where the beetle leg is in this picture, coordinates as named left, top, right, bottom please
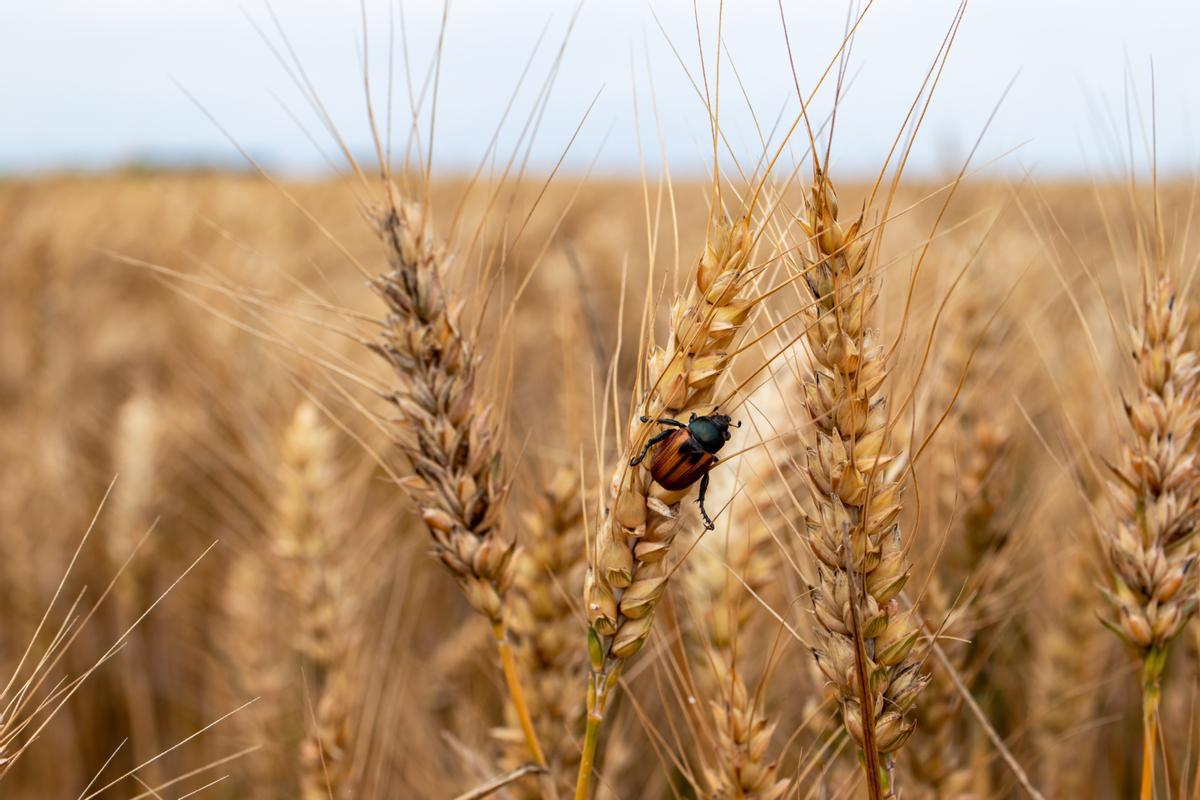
left=630, top=429, right=675, bottom=466
left=639, top=415, right=686, bottom=429
left=676, top=436, right=705, bottom=461
left=697, top=471, right=715, bottom=530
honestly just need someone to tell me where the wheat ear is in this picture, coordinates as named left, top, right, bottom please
left=575, top=216, right=759, bottom=800
left=1031, top=538, right=1102, bottom=798
left=797, top=171, right=928, bottom=798
left=274, top=402, right=352, bottom=799
left=108, top=390, right=165, bottom=773
left=365, top=188, right=552, bottom=791
left=498, top=468, right=587, bottom=796
left=1098, top=275, right=1200, bottom=800
left=689, top=476, right=787, bottom=799
left=909, top=309, right=1015, bottom=795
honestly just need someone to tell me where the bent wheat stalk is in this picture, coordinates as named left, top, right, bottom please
left=575, top=216, right=760, bottom=800
left=365, top=188, right=551, bottom=792
left=1098, top=275, right=1200, bottom=800
left=797, top=172, right=928, bottom=798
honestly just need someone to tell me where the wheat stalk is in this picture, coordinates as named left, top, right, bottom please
left=1098, top=274, right=1200, bottom=799
left=365, top=187, right=552, bottom=791
left=575, top=215, right=759, bottom=799
left=797, top=171, right=928, bottom=798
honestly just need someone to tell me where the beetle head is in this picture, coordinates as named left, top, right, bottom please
left=705, top=412, right=739, bottom=441
left=696, top=410, right=739, bottom=448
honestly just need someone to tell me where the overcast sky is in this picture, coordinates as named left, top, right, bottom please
left=3, top=1, right=1198, bottom=178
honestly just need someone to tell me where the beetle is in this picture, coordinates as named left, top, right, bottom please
left=629, top=411, right=740, bottom=530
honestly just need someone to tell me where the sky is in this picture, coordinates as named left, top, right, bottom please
left=3, top=1, right=1199, bottom=179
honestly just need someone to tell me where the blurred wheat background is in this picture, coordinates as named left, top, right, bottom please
left=3, top=2, right=1200, bottom=799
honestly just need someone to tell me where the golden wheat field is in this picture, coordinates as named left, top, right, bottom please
left=5, top=4, right=1200, bottom=800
